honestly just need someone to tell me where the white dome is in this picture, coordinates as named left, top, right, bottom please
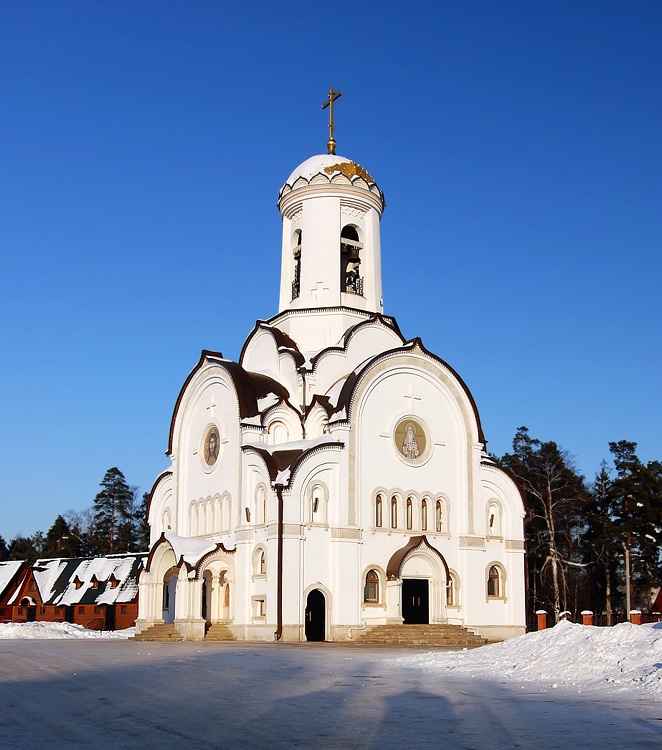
left=285, top=154, right=375, bottom=186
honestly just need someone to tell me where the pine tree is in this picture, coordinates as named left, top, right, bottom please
left=8, top=536, right=39, bottom=565
left=91, top=468, right=137, bottom=554
left=609, top=441, right=662, bottom=613
left=0, top=535, right=9, bottom=562
left=42, top=515, right=78, bottom=558
left=500, top=427, right=590, bottom=624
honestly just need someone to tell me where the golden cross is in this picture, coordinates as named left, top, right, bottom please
left=322, top=88, right=342, bottom=155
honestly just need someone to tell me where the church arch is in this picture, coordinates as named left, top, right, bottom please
left=198, top=556, right=235, bottom=624
left=162, top=565, right=179, bottom=625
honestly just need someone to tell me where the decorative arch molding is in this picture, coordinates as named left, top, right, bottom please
left=145, top=532, right=236, bottom=578
left=145, top=533, right=181, bottom=574
left=386, top=536, right=450, bottom=582
left=346, top=346, right=483, bottom=528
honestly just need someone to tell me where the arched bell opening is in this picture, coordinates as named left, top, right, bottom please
left=340, top=225, right=363, bottom=296
left=291, top=229, right=302, bottom=300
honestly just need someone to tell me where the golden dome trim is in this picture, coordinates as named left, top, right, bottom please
left=324, top=161, right=374, bottom=184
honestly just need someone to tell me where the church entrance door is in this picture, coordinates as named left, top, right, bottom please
left=305, top=589, right=326, bottom=641
left=402, top=579, right=429, bottom=624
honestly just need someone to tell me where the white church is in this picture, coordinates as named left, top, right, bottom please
left=136, top=96, right=526, bottom=643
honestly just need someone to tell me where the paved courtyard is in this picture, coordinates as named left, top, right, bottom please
left=0, top=640, right=660, bottom=749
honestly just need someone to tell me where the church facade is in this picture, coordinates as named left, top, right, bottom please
left=136, top=147, right=526, bottom=643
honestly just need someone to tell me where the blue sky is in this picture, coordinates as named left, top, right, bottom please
left=1, top=0, right=660, bottom=541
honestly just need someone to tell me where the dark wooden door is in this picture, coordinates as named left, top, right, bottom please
left=402, top=579, right=429, bottom=624
left=305, top=589, right=326, bottom=641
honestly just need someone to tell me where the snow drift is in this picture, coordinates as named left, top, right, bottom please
left=399, top=620, right=662, bottom=697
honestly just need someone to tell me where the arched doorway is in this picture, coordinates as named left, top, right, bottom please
left=386, top=536, right=450, bottom=625
left=305, top=589, right=326, bottom=641
left=162, top=568, right=178, bottom=624
left=402, top=579, right=429, bottom=624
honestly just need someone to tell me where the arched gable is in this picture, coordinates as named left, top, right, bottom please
left=386, top=536, right=450, bottom=581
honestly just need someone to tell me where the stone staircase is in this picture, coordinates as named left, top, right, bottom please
left=204, top=623, right=236, bottom=641
left=356, top=624, right=487, bottom=648
left=132, top=623, right=184, bottom=642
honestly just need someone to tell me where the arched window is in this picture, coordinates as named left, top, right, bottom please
left=363, top=569, right=380, bottom=603
left=269, top=421, right=288, bottom=445
left=390, top=496, right=398, bottom=529
left=310, top=484, right=326, bottom=525
left=435, top=500, right=443, bottom=533
left=406, top=497, right=413, bottom=530
left=259, top=550, right=266, bottom=575
left=340, top=225, right=363, bottom=295
left=375, top=494, right=383, bottom=528
left=292, top=230, right=302, bottom=300
left=487, top=501, right=502, bottom=537
left=487, top=565, right=501, bottom=598
left=447, top=571, right=459, bottom=607
left=421, top=499, right=428, bottom=531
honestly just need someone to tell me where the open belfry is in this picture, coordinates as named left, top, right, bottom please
left=136, top=91, right=526, bottom=643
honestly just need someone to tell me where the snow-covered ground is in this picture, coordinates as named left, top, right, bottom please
left=2, top=619, right=660, bottom=700
left=0, top=621, right=135, bottom=640
left=0, top=623, right=661, bottom=749
left=399, top=619, right=662, bottom=699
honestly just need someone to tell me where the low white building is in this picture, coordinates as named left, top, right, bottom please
left=136, top=146, right=526, bottom=643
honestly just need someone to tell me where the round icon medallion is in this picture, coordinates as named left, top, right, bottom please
left=202, top=424, right=220, bottom=467
left=394, top=417, right=428, bottom=464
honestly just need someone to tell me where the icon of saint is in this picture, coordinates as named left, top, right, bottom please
left=401, top=423, right=420, bottom=459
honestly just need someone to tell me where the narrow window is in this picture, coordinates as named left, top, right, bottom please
left=258, top=550, right=266, bottom=575
left=375, top=495, right=383, bottom=528
left=435, top=500, right=443, bottom=533
left=421, top=499, right=428, bottom=531
left=363, top=569, right=379, bottom=603
left=406, top=498, right=413, bottom=530
left=391, top=496, right=398, bottom=529
left=447, top=574, right=458, bottom=606
left=487, top=566, right=500, bottom=597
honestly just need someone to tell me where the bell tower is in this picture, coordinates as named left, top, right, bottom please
left=274, top=91, right=386, bottom=353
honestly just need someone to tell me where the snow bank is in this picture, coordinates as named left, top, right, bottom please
left=0, top=621, right=135, bottom=640
left=398, top=620, right=662, bottom=697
